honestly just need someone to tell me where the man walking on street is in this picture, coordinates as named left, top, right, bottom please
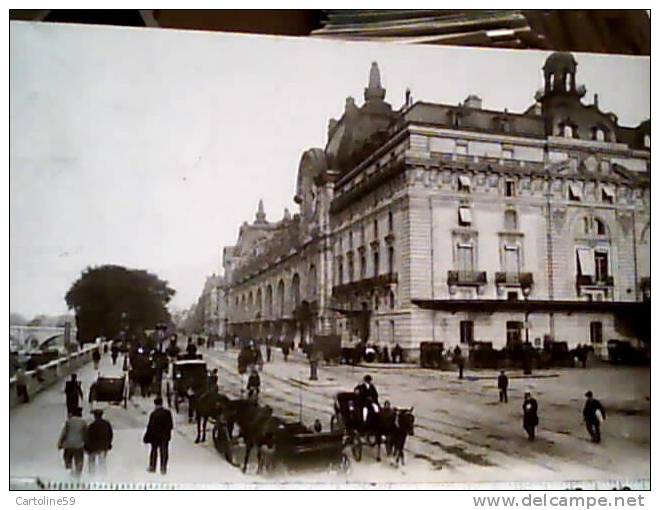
left=143, top=397, right=173, bottom=474
left=453, top=346, right=465, bottom=380
left=247, top=367, right=261, bottom=401
left=58, top=407, right=87, bottom=476
left=497, top=370, right=509, bottom=403
left=583, top=390, right=606, bottom=443
left=85, top=409, right=113, bottom=473
left=111, top=343, right=120, bottom=365
left=65, top=374, right=84, bottom=415
left=522, top=391, right=539, bottom=441
left=92, top=348, right=101, bottom=370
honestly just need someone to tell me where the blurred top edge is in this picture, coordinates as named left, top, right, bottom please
left=9, top=9, right=651, bottom=56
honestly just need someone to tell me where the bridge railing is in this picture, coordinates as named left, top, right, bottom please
left=9, top=344, right=99, bottom=410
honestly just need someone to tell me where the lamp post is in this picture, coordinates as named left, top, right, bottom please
left=522, top=286, right=532, bottom=375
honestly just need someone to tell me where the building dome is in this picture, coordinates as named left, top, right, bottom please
left=543, top=52, right=577, bottom=74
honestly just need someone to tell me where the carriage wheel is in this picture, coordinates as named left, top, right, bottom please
left=351, top=435, right=362, bottom=462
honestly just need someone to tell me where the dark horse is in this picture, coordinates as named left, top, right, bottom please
left=194, top=390, right=226, bottom=444
left=390, top=407, right=415, bottom=466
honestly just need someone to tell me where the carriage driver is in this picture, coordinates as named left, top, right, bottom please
left=355, top=375, right=380, bottom=425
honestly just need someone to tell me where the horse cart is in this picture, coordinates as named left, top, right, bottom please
left=166, top=358, right=208, bottom=414
left=89, top=374, right=128, bottom=409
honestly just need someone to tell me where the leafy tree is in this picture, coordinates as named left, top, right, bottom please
left=65, top=265, right=175, bottom=343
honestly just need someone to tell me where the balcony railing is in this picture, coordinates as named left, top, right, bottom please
left=332, top=273, right=398, bottom=297
left=495, top=272, right=534, bottom=287
left=576, top=275, right=614, bottom=287
left=447, top=270, right=487, bottom=286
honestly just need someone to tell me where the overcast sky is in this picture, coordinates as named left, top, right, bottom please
left=9, top=21, right=650, bottom=318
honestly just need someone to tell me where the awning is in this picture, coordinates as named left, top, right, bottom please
left=602, top=185, right=615, bottom=200
left=569, top=183, right=582, bottom=200
left=459, top=206, right=472, bottom=224
left=576, top=248, right=595, bottom=276
left=458, top=175, right=471, bottom=189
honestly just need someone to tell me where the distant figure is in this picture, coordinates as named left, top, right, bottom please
left=110, top=343, right=120, bottom=365
left=247, top=367, right=261, bottom=401
left=497, top=370, right=509, bottom=403
left=92, top=348, right=101, bottom=370
left=186, top=338, right=197, bottom=357
left=313, top=419, right=323, bottom=433
left=85, top=409, right=113, bottom=473
left=282, top=341, right=290, bottom=362
left=266, top=336, right=272, bottom=363
left=391, top=343, right=403, bottom=364
left=583, top=391, right=606, bottom=443
left=143, top=397, right=173, bottom=474
left=522, top=391, right=539, bottom=441
left=65, top=374, right=84, bottom=415
left=15, top=368, right=29, bottom=403
left=208, top=368, right=219, bottom=394
left=58, top=407, right=87, bottom=475
left=453, top=346, right=465, bottom=380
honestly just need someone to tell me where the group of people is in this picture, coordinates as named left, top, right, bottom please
left=494, top=371, right=606, bottom=444
left=57, top=406, right=114, bottom=475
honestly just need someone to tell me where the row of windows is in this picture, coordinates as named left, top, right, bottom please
left=458, top=319, right=604, bottom=345
left=336, top=246, right=395, bottom=284
left=337, top=211, right=394, bottom=251
left=458, top=207, right=518, bottom=230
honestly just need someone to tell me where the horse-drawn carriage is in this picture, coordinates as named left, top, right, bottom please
left=166, top=357, right=208, bottom=414
left=209, top=397, right=348, bottom=473
left=330, top=391, right=415, bottom=464
left=89, top=374, right=128, bottom=408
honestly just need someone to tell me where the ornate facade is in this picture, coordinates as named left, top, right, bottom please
left=222, top=53, right=650, bottom=359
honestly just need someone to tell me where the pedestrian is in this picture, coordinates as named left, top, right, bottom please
left=92, top=348, right=101, bottom=370
left=453, top=346, right=465, bottom=380
left=85, top=409, right=113, bottom=473
left=392, top=343, right=403, bottom=364
left=282, top=341, right=290, bottom=362
left=65, top=374, right=84, bottom=415
left=247, top=367, right=261, bottom=401
left=186, top=338, right=197, bottom=357
left=143, top=397, right=173, bottom=474
left=58, top=407, right=87, bottom=476
left=522, top=391, right=539, bottom=441
left=111, top=343, right=120, bottom=366
left=208, top=368, right=219, bottom=393
left=15, top=368, right=29, bottom=403
left=583, top=390, right=606, bottom=443
left=186, top=385, right=198, bottom=423
left=313, top=419, right=323, bottom=433
left=497, top=370, right=509, bottom=403
left=266, top=336, right=272, bottom=363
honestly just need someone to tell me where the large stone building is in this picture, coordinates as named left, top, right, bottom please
left=222, top=53, right=650, bottom=359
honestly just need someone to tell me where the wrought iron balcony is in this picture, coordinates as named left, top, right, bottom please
left=332, top=272, right=398, bottom=297
left=447, top=270, right=487, bottom=286
left=576, top=275, right=614, bottom=287
left=495, top=272, right=534, bottom=287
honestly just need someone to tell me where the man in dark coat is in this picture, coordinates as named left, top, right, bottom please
left=497, top=370, right=509, bottom=403
left=65, top=374, right=83, bottom=415
left=453, top=346, right=465, bottom=379
left=247, top=368, right=261, bottom=401
left=355, top=375, right=379, bottom=405
left=186, top=338, right=197, bottom=357
left=144, top=397, right=173, bottom=474
left=85, top=409, right=113, bottom=472
left=111, top=343, right=120, bottom=365
left=583, top=390, right=606, bottom=443
left=92, top=348, right=101, bottom=370
left=522, top=391, right=539, bottom=441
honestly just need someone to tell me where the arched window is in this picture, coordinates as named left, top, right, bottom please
left=594, top=218, right=606, bottom=236
left=388, top=210, right=394, bottom=232
left=255, top=288, right=262, bottom=315
left=582, top=217, right=591, bottom=235
left=388, top=246, right=395, bottom=273
left=291, top=273, right=301, bottom=308
left=277, top=280, right=285, bottom=317
left=247, top=292, right=254, bottom=314
left=504, top=210, right=518, bottom=231
left=265, top=285, right=273, bottom=317
left=389, top=290, right=395, bottom=309
left=373, top=250, right=380, bottom=277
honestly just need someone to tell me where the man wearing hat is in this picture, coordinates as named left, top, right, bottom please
left=522, top=391, right=539, bottom=441
left=583, top=391, right=606, bottom=443
left=143, top=396, right=174, bottom=474
left=85, top=409, right=114, bottom=472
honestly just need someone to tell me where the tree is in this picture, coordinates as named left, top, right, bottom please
left=65, top=265, right=175, bottom=344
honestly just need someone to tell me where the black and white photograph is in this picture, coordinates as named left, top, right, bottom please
left=8, top=9, right=651, bottom=491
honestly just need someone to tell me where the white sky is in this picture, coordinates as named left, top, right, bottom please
left=9, top=21, right=650, bottom=317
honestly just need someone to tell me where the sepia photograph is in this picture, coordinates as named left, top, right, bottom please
left=8, top=10, right=650, bottom=491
